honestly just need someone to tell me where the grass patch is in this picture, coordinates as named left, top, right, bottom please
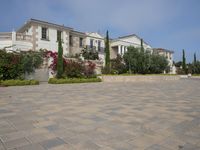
left=192, top=74, right=200, bottom=76
left=48, top=78, right=102, bottom=84
left=101, top=74, right=178, bottom=76
left=0, top=80, right=39, bottom=86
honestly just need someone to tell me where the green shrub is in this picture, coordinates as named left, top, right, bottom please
left=0, top=49, right=44, bottom=80
left=123, top=46, right=168, bottom=74
left=48, top=78, right=101, bottom=84
left=81, top=48, right=99, bottom=60
left=110, top=54, right=127, bottom=74
left=102, top=66, right=111, bottom=74
left=0, top=80, right=39, bottom=86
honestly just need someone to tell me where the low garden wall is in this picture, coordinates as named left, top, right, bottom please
left=25, top=68, right=49, bottom=82
left=102, top=75, right=180, bottom=82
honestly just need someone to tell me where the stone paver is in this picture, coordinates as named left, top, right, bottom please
left=0, top=80, right=200, bottom=149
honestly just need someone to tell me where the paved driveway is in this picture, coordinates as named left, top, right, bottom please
left=0, top=80, right=200, bottom=150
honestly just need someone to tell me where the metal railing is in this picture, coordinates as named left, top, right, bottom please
left=85, top=45, right=104, bottom=53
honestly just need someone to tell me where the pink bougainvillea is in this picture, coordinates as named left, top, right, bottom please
left=45, top=50, right=96, bottom=78
left=45, top=51, right=58, bottom=72
left=83, top=61, right=96, bottom=77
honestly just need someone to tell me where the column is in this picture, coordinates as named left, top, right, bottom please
left=118, top=45, right=121, bottom=55
left=12, top=31, right=16, bottom=43
left=122, top=46, right=125, bottom=55
left=12, top=31, right=16, bottom=51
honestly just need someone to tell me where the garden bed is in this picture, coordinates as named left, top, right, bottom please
left=48, top=78, right=102, bottom=84
left=0, top=80, right=39, bottom=86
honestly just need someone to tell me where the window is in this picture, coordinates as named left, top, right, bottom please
left=41, top=27, right=48, bottom=40
left=98, top=40, right=101, bottom=52
left=69, top=35, right=73, bottom=46
left=90, top=39, right=93, bottom=48
left=79, top=37, right=83, bottom=47
left=57, top=30, right=62, bottom=41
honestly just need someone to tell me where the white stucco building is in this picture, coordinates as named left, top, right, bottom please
left=110, top=34, right=152, bottom=59
left=0, top=19, right=86, bottom=56
left=0, top=19, right=106, bottom=61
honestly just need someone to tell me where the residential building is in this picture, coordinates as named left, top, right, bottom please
left=85, top=32, right=105, bottom=62
left=153, top=48, right=175, bottom=74
left=0, top=19, right=175, bottom=74
left=110, top=34, right=152, bottom=59
left=0, top=19, right=86, bottom=56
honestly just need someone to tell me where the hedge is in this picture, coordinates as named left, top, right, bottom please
left=48, top=78, right=102, bottom=84
left=0, top=80, right=39, bottom=86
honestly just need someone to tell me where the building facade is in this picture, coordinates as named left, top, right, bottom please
left=0, top=19, right=175, bottom=74
left=85, top=32, right=105, bottom=62
left=0, top=19, right=86, bottom=56
left=110, top=34, right=152, bottom=59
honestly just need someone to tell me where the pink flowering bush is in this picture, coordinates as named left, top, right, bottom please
left=45, top=50, right=96, bottom=78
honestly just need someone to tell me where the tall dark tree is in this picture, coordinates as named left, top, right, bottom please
left=57, top=39, right=63, bottom=78
left=105, top=30, right=110, bottom=68
left=194, top=53, right=197, bottom=64
left=182, top=49, right=186, bottom=74
left=141, top=38, right=144, bottom=52
left=138, top=38, right=149, bottom=74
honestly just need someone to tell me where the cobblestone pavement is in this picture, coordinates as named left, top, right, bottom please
left=0, top=80, right=200, bottom=150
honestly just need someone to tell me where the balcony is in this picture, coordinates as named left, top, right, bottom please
left=85, top=45, right=104, bottom=54
left=0, top=32, right=32, bottom=42
left=0, top=32, right=12, bottom=40
left=0, top=32, right=33, bottom=51
left=16, top=33, right=32, bottom=42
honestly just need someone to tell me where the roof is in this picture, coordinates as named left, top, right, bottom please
left=113, top=34, right=151, bottom=48
left=153, top=48, right=174, bottom=53
left=85, top=32, right=104, bottom=39
left=17, top=18, right=73, bottom=32
left=118, top=34, right=137, bottom=39
left=70, top=30, right=86, bottom=37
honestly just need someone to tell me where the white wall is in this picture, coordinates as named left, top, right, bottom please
left=25, top=26, right=33, bottom=35
left=36, top=26, right=69, bottom=55
left=0, top=40, right=12, bottom=49
left=13, top=41, right=32, bottom=51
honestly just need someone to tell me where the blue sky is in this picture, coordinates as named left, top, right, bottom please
left=1, top=0, right=200, bottom=62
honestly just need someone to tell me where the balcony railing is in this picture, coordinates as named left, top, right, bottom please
left=0, top=32, right=12, bottom=40
left=16, top=33, right=32, bottom=42
left=85, top=45, right=104, bottom=53
left=0, top=32, right=32, bottom=42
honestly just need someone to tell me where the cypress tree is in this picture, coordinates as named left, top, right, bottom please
left=105, top=30, right=110, bottom=68
left=57, top=38, right=63, bottom=78
left=194, top=53, right=197, bottom=64
left=193, top=53, right=197, bottom=74
left=141, top=38, right=144, bottom=52
left=182, top=49, right=186, bottom=74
